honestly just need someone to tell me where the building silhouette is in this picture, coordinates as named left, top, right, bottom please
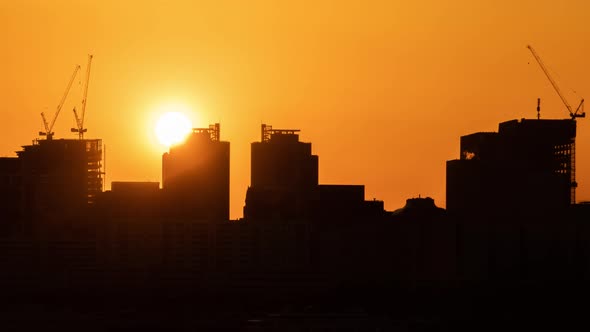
left=3, top=118, right=590, bottom=330
left=0, top=157, right=21, bottom=232
left=252, top=124, right=319, bottom=189
left=98, top=181, right=161, bottom=217
left=0, top=139, right=103, bottom=226
left=245, top=124, right=318, bottom=220
left=245, top=124, right=384, bottom=222
left=162, top=123, right=230, bottom=220
left=446, top=118, right=576, bottom=217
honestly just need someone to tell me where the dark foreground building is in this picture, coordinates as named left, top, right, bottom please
left=445, top=118, right=590, bottom=284
left=0, top=157, right=21, bottom=232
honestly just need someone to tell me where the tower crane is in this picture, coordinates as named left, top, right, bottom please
left=39, top=65, right=81, bottom=140
left=528, top=45, right=583, bottom=204
left=527, top=45, right=585, bottom=120
left=71, top=54, right=93, bottom=139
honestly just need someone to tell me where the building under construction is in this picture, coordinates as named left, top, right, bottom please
left=446, top=118, right=577, bottom=218
left=17, top=138, right=103, bottom=220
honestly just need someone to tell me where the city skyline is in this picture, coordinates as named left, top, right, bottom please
left=1, top=0, right=589, bottom=220
left=1, top=94, right=589, bottom=330
left=3, top=2, right=590, bottom=329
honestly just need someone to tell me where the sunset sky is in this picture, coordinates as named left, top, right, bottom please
left=1, top=0, right=589, bottom=218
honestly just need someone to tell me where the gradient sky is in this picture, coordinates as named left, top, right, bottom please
left=1, top=0, right=589, bottom=218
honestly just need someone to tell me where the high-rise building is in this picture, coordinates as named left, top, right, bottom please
left=16, top=138, right=103, bottom=220
left=251, top=124, right=319, bottom=190
left=245, top=124, right=318, bottom=220
left=162, top=123, right=230, bottom=220
left=446, top=118, right=576, bottom=217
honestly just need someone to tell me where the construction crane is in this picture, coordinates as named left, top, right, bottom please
left=528, top=45, right=583, bottom=204
left=527, top=45, right=585, bottom=120
left=71, top=54, right=93, bottom=139
left=39, top=65, right=81, bottom=140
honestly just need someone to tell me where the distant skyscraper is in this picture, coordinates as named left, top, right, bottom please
left=162, top=123, right=230, bottom=220
left=446, top=118, right=576, bottom=217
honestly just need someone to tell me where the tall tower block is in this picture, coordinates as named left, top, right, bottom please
left=162, top=124, right=230, bottom=220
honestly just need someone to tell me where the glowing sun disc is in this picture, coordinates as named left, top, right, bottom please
left=155, top=112, right=192, bottom=147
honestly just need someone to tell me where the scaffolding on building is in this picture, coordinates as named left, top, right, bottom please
left=261, top=124, right=300, bottom=142
left=84, top=139, right=103, bottom=204
left=192, top=123, right=220, bottom=142
left=553, top=140, right=576, bottom=204
left=20, top=138, right=103, bottom=207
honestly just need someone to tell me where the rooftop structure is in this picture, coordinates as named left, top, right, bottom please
left=251, top=124, right=318, bottom=190
left=192, top=123, right=220, bottom=142
left=261, top=123, right=301, bottom=143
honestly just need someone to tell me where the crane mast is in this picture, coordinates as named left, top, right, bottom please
left=527, top=45, right=584, bottom=204
left=39, top=65, right=81, bottom=140
left=527, top=45, right=585, bottom=119
left=72, top=54, right=93, bottom=139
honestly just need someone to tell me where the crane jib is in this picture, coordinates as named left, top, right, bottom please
left=527, top=45, right=585, bottom=120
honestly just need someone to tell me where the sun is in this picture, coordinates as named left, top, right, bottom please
left=155, top=112, right=192, bottom=147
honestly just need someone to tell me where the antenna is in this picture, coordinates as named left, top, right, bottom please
left=537, top=98, right=541, bottom=120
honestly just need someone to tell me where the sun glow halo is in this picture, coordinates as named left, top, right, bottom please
left=155, top=112, right=192, bottom=147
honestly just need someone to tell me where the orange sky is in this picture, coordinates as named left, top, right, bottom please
left=1, top=0, right=590, bottom=218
